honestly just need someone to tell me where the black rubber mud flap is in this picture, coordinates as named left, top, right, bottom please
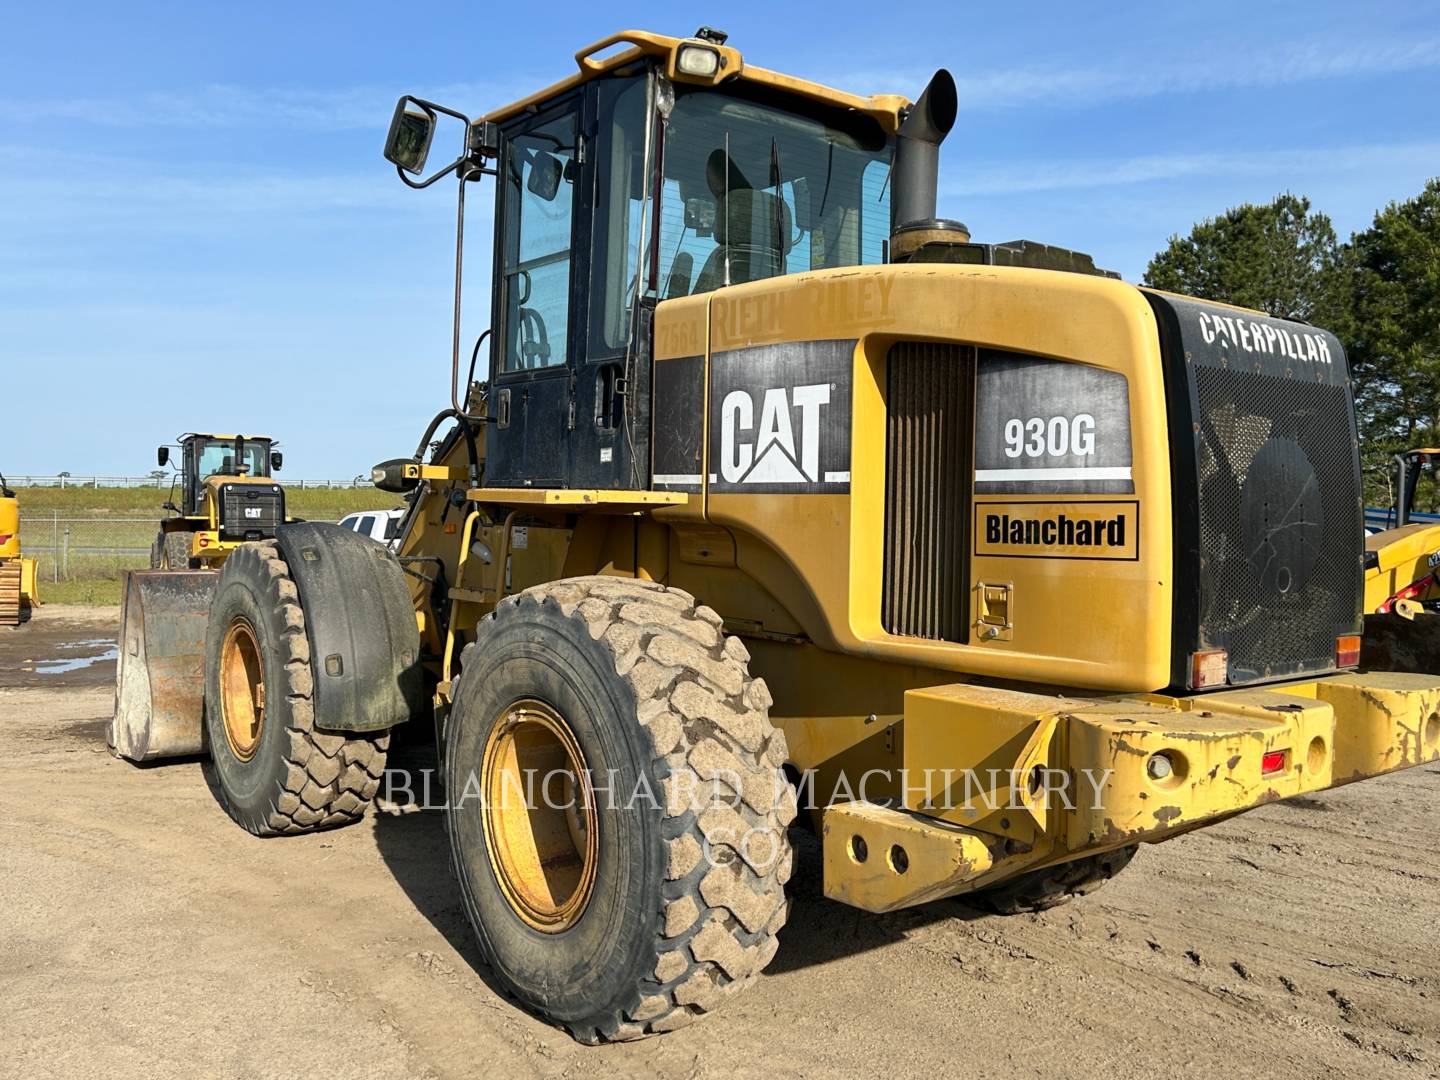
left=274, top=522, right=423, bottom=732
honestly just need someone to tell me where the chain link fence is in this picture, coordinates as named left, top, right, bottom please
left=19, top=516, right=156, bottom=583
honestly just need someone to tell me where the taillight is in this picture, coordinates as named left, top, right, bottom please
left=1261, top=749, right=1289, bottom=775
left=1336, top=634, right=1361, bottom=668
left=1191, top=649, right=1228, bottom=688
left=0, top=533, right=11, bottom=545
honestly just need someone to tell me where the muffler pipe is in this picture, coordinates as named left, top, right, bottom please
left=890, top=68, right=958, bottom=233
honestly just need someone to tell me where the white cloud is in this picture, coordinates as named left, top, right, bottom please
left=0, top=76, right=542, bottom=130
left=943, top=139, right=1440, bottom=196
left=833, top=35, right=1440, bottom=108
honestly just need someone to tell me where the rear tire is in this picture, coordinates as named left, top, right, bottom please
left=446, top=576, right=795, bottom=1042
left=969, top=845, right=1138, bottom=914
left=203, top=540, right=389, bottom=835
left=158, top=530, right=194, bottom=570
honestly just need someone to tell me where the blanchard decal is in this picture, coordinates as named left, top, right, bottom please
left=975, top=500, right=1140, bottom=561
left=651, top=355, right=705, bottom=491
left=975, top=351, right=1133, bottom=495
left=708, top=340, right=854, bottom=494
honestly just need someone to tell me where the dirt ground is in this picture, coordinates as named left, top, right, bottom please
left=4, top=605, right=1440, bottom=1079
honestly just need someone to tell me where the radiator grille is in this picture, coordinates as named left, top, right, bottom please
left=1192, top=368, right=1360, bottom=681
left=219, top=484, right=285, bottom=540
left=882, top=342, right=976, bottom=642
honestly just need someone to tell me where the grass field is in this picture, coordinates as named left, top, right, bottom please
left=14, top=485, right=405, bottom=606
left=14, top=485, right=401, bottom=517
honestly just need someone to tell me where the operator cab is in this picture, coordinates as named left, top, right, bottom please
left=157, top=433, right=282, bottom=516
left=387, top=29, right=897, bottom=491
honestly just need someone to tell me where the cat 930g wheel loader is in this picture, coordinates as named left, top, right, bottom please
left=113, top=27, right=1440, bottom=1043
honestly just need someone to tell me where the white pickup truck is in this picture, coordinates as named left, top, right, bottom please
left=336, top=507, right=405, bottom=549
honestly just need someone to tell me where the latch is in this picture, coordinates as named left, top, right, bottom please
left=976, top=581, right=1013, bottom=642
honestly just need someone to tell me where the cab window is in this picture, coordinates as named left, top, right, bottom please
left=500, top=111, right=577, bottom=371
left=657, top=91, right=892, bottom=299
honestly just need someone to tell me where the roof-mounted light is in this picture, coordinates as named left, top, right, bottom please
left=675, top=43, right=720, bottom=79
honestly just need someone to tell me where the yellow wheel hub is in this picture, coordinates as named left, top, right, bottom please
left=219, top=618, right=266, bottom=761
left=481, top=699, right=598, bottom=933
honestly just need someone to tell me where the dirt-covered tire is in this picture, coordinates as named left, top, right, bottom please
left=203, top=540, right=389, bottom=835
left=970, top=845, right=1138, bottom=915
left=159, top=530, right=194, bottom=570
left=446, top=576, right=795, bottom=1043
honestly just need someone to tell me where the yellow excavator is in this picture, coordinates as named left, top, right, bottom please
left=0, top=474, right=40, bottom=625
left=114, top=28, right=1440, bottom=1043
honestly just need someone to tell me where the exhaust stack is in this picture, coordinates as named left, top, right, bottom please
left=890, top=69, right=958, bottom=237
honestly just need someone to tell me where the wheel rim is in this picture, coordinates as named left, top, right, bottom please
left=481, top=699, right=598, bottom=933
left=219, top=618, right=265, bottom=761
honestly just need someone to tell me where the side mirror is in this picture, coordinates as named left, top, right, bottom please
left=384, top=97, right=437, bottom=175
left=270, top=451, right=284, bottom=472
left=527, top=151, right=563, bottom=201
left=156, top=446, right=169, bottom=468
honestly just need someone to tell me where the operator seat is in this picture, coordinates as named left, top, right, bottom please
left=693, top=148, right=793, bottom=294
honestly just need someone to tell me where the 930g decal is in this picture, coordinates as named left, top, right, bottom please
left=976, top=352, right=1133, bottom=495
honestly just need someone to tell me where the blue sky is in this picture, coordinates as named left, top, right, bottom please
left=3, top=1, right=1438, bottom=477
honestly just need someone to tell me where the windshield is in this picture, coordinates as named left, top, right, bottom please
left=194, top=439, right=268, bottom=480
left=656, top=89, right=892, bottom=300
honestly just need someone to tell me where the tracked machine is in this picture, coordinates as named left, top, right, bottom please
left=0, top=474, right=40, bottom=625
left=115, top=28, right=1440, bottom=1042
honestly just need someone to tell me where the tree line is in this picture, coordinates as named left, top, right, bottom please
left=1143, top=179, right=1440, bottom=509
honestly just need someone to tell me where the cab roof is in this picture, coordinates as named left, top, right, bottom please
left=477, top=29, right=910, bottom=135
left=179, top=432, right=274, bottom=443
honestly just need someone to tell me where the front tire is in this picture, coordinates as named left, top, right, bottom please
left=203, top=540, right=389, bottom=835
left=447, top=576, right=795, bottom=1042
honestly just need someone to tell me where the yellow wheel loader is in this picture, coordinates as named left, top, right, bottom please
left=151, top=432, right=288, bottom=569
left=114, top=28, right=1440, bottom=1043
left=1363, top=448, right=1440, bottom=668
left=0, top=474, right=40, bottom=625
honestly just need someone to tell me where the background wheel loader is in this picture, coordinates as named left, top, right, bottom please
left=1363, top=447, right=1440, bottom=669
left=109, top=433, right=289, bottom=759
left=151, top=432, right=288, bottom=569
left=0, top=473, right=40, bottom=625
left=114, top=27, right=1440, bottom=1044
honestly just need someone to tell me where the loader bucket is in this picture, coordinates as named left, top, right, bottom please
left=111, top=569, right=218, bottom=762
left=1362, top=610, right=1440, bottom=675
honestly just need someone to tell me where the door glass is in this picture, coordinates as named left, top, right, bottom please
left=501, top=111, right=577, bottom=371
left=589, top=76, right=648, bottom=355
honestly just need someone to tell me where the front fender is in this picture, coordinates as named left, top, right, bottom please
left=275, top=522, right=423, bottom=733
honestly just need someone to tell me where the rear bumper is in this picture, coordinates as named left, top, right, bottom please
left=823, top=671, right=1440, bottom=912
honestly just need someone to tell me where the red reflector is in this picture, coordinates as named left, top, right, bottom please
left=1262, top=749, right=1288, bottom=775
left=0, top=533, right=11, bottom=545
left=198, top=537, right=209, bottom=548
left=1336, top=634, right=1362, bottom=667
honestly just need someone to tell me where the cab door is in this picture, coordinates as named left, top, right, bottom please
left=487, top=101, right=580, bottom=487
